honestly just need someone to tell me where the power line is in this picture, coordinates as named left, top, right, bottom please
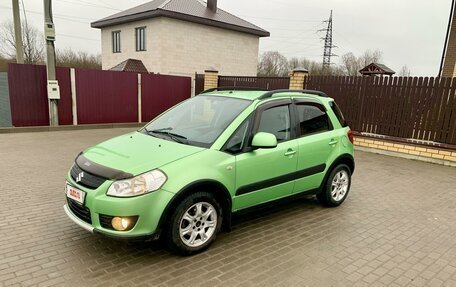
left=262, top=22, right=324, bottom=50
left=20, top=0, right=29, bottom=31
left=238, top=14, right=323, bottom=23
left=58, top=33, right=100, bottom=42
left=56, top=0, right=122, bottom=11
left=0, top=5, right=96, bottom=24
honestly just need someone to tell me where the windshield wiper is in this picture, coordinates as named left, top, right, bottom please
left=147, top=129, right=189, bottom=144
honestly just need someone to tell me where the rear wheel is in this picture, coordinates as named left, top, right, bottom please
left=317, top=164, right=351, bottom=207
left=166, top=192, right=222, bottom=255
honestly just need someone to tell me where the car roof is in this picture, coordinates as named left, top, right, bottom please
left=201, top=90, right=333, bottom=103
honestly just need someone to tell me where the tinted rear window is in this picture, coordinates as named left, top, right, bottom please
left=296, top=103, right=331, bottom=136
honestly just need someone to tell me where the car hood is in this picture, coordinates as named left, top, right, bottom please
left=81, top=131, right=205, bottom=176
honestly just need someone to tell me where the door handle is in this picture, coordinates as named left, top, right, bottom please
left=329, top=139, right=338, bottom=145
left=284, top=149, right=297, bottom=156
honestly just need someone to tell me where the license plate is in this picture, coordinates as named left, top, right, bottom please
left=66, top=183, right=86, bottom=205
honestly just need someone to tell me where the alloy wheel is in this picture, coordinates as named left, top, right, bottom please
left=179, top=202, right=217, bottom=248
left=331, top=170, right=349, bottom=202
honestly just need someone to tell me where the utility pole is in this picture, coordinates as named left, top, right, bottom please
left=320, top=10, right=337, bottom=73
left=12, top=0, right=24, bottom=63
left=43, top=0, right=60, bottom=126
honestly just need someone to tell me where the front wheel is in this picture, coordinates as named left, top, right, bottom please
left=317, top=164, right=351, bottom=207
left=166, top=192, right=222, bottom=255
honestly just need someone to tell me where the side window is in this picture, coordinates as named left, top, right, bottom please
left=257, top=105, right=291, bottom=142
left=329, top=101, right=347, bottom=127
left=112, top=31, right=121, bottom=53
left=135, top=27, right=146, bottom=51
left=296, top=104, right=331, bottom=136
left=224, top=117, right=252, bottom=154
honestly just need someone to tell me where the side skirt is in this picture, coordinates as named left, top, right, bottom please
left=232, top=188, right=320, bottom=219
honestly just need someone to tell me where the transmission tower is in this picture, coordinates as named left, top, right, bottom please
left=320, top=10, right=337, bottom=72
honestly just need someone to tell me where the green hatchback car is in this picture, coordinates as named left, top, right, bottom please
left=64, top=88, right=354, bottom=255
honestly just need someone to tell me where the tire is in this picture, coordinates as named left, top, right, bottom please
left=317, top=164, right=351, bottom=207
left=165, top=192, right=222, bottom=256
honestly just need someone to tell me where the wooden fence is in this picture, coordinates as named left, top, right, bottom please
left=195, top=73, right=205, bottom=95
left=304, top=76, right=456, bottom=146
left=218, top=76, right=290, bottom=91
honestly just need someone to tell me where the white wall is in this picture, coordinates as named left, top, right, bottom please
left=100, top=17, right=260, bottom=77
left=101, top=19, right=162, bottom=72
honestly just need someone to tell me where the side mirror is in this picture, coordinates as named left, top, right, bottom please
left=251, top=132, right=277, bottom=149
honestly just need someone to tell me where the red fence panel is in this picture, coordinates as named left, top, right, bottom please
left=75, top=69, right=138, bottom=124
left=141, top=74, right=191, bottom=122
left=56, top=67, right=72, bottom=125
left=8, top=64, right=48, bottom=127
left=7, top=64, right=72, bottom=127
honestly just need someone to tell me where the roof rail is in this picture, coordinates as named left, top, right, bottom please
left=258, top=89, right=329, bottom=100
left=201, top=86, right=269, bottom=94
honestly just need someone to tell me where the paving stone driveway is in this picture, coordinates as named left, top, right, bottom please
left=0, top=128, right=456, bottom=287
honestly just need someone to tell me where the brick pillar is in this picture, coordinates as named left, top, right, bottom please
left=204, top=67, right=218, bottom=90
left=289, top=68, right=309, bottom=90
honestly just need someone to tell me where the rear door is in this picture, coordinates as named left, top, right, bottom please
left=292, top=99, right=339, bottom=194
left=231, top=100, right=299, bottom=211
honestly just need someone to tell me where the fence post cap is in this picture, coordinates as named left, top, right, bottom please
left=292, top=67, right=309, bottom=73
left=205, top=67, right=218, bottom=73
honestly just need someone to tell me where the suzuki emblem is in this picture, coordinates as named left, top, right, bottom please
left=76, top=172, right=84, bottom=183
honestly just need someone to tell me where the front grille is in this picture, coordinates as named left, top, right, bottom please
left=67, top=198, right=92, bottom=224
left=99, top=214, right=114, bottom=230
left=70, top=164, right=106, bottom=189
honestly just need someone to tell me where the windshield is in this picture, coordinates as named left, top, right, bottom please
left=142, top=96, right=251, bottom=147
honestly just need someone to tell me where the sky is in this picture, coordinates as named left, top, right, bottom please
left=0, top=0, right=452, bottom=76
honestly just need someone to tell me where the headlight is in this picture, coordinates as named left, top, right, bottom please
left=107, top=170, right=167, bottom=197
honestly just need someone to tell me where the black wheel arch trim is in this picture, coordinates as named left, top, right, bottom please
left=318, top=154, right=355, bottom=194
left=156, top=179, right=233, bottom=236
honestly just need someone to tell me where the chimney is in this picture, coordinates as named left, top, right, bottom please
left=207, top=0, right=217, bottom=13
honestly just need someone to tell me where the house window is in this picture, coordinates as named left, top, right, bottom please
left=112, top=31, right=121, bottom=53
left=135, top=27, right=146, bottom=51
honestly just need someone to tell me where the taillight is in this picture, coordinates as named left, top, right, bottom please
left=347, top=130, right=354, bottom=144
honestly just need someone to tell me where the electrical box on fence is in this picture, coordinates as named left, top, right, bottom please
left=47, top=80, right=60, bottom=100
left=44, top=22, right=56, bottom=41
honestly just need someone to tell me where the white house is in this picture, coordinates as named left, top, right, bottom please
left=91, top=0, right=270, bottom=78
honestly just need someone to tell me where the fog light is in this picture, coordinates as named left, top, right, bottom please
left=111, top=216, right=138, bottom=231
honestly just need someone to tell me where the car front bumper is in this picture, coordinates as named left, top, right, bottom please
left=64, top=172, right=175, bottom=240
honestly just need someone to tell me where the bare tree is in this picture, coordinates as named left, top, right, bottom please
left=359, top=49, right=383, bottom=67
left=340, top=52, right=359, bottom=76
left=288, top=57, right=300, bottom=71
left=339, top=49, right=384, bottom=76
left=0, top=55, right=12, bottom=72
left=0, top=20, right=44, bottom=64
left=398, top=65, right=411, bottom=77
left=258, top=51, right=290, bottom=77
left=260, top=49, right=388, bottom=77
left=56, top=49, right=101, bottom=69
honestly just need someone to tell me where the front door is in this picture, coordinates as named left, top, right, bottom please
left=233, top=102, right=298, bottom=211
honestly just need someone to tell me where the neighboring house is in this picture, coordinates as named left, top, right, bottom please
left=359, top=63, right=396, bottom=76
left=91, top=0, right=269, bottom=79
left=441, top=0, right=456, bottom=77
